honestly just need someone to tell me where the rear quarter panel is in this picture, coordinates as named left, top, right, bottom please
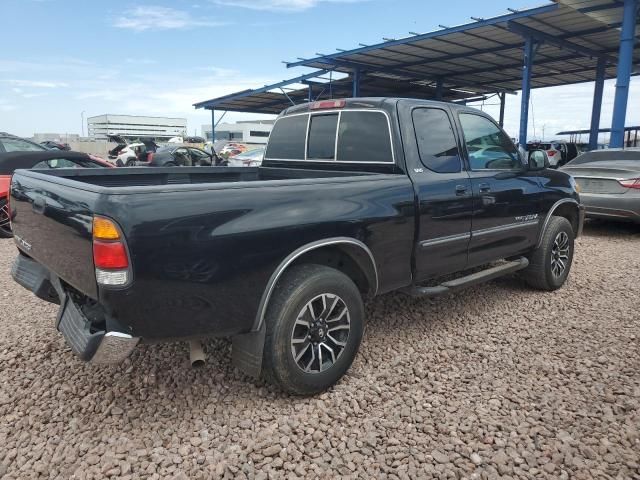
left=10, top=171, right=100, bottom=298
left=100, top=175, right=415, bottom=339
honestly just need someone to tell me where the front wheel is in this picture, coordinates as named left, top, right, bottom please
left=0, top=199, right=12, bottom=238
left=521, top=216, right=574, bottom=291
left=262, top=264, right=364, bottom=395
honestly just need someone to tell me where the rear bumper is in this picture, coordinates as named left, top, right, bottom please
left=11, top=253, right=139, bottom=364
left=580, top=193, right=640, bottom=222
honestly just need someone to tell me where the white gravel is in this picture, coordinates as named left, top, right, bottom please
left=1, top=220, right=639, bottom=480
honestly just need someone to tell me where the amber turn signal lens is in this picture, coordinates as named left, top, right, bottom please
left=93, top=216, right=121, bottom=240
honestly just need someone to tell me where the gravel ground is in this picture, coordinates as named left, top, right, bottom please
left=1, top=220, right=639, bottom=480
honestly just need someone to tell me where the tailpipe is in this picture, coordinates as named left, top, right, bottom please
left=189, top=340, right=206, bottom=368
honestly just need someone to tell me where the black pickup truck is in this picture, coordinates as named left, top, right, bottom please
left=10, top=98, right=584, bottom=394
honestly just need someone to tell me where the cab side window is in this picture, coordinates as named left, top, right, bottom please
left=412, top=108, right=461, bottom=173
left=459, top=113, right=520, bottom=170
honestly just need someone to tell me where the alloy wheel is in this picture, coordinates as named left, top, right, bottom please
left=0, top=202, right=10, bottom=233
left=550, top=231, right=570, bottom=278
left=290, top=293, right=351, bottom=373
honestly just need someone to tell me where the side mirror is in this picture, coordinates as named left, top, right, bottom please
left=528, top=149, right=549, bottom=170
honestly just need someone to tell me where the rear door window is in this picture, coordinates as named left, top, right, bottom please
left=412, top=108, right=461, bottom=173
left=265, top=115, right=308, bottom=160
left=337, top=111, right=392, bottom=163
left=307, top=114, right=338, bottom=160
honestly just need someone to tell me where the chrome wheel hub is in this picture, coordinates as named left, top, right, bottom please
left=551, top=231, right=570, bottom=278
left=290, top=293, right=350, bottom=373
left=0, top=203, right=9, bottom=229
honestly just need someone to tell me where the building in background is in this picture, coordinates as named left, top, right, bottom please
left=32, top=133, right=80, bottom=143
left=202, top=120, right=275, bottom=145
left=87, top=114, right=187, bottom=141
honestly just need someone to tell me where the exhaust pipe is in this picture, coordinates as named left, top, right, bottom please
left=189, top=340, right=206, bottom=368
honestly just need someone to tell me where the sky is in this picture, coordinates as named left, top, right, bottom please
left=0, top=0, right=637, bottom=142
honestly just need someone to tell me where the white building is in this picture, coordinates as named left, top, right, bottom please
left=87, top=114, right=187, bottom=140
left=202, top=120, right=274, bottom=144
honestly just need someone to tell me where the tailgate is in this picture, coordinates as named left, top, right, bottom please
left=10, top=171, right=99, bottom=298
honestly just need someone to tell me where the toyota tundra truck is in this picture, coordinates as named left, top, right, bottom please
left=9, top=98, right=584, bottom=394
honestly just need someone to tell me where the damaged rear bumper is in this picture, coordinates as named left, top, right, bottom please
left=11, top=253, right=139, bottom=364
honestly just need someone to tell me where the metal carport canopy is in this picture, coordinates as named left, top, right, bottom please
left=192, top=70, right=475, bottom=115
left=195, top=0, right=639, bottom=147
left=285, top=1, right=638, bottom=95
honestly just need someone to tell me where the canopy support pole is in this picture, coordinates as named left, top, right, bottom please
left=499, top=92, right=506, bottom=127
left=352, top=68, right=361, bottom=97
left=435, top=78, right=443, bottom=101
left=211, top=108, right=215, bottom=142
left=589, top=57, right=606, bottom=150
left=610, top=0, right=638, bottom=148
left=519, top=36, right=536, bottom=147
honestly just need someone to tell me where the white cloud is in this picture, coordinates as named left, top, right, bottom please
left=113, top=6, right=226, bottom=31
left=6, top=79, right=68, bottom=88
left=212, top=0, right=364, bottom=11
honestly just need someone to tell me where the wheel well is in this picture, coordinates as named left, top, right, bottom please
left=289, top=245, right=376, bottom=296
left=553, top=203, right=579, bottom=237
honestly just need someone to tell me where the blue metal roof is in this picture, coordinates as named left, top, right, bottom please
left=194, top=0, right=639, bottom=113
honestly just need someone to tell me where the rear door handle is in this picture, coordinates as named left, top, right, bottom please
left=479, top=183, right=491, bottom=193
left=455, top=184, right=468, bottom=196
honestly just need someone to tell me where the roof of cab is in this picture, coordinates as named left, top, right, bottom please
left=280, top=97, right=482, bottom=117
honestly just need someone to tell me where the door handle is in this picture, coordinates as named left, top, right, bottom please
left=479, top=183, right=491, bottom=193
left=455, top=184, right=468, bottom=196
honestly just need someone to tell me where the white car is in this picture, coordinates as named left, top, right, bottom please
left=108, top=142, right=146, bottom=166
left=227, top=147, right=264, bottom=167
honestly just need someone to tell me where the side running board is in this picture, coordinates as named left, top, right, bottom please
left=401, top=256, right=529, bottom=298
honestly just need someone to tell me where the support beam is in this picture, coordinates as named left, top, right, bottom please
left=589, top=58, right=606, bottom=150
left=507, top=22, right=616, bottom=64
left=352, top=68, right=361, bottom=97
left=435, top=78, right=443, bottom=101
left=308, top=84, right=313, bottom=102
left=499, top=92, right=506, bottom=127
left=519, top=37, right=536, bottom=147
left=211, top=108, right=215, bottom=142
left=610, top=0, right=638, bottom=148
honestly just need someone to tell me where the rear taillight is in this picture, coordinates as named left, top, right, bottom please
left=93, top=216, right=130, bottom=286
left=147, top=153, right=154, bottom=163
left=0, top=175, right=10, bottom=197
left=619, top=178, right=640, bottom=189
left=547, top=150, right=556, bottom=156
left=310, top=99, right=346, bottom=110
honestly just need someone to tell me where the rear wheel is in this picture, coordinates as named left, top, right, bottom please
left=0, top=198, right=12, bottom=238
left=125, top=157, right=136, bottom=167
left=521, top=216, right=574, bottom=290
left=262, top=264, right=364, bottom=395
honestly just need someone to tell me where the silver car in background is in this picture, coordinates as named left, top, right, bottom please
left=561, top=149, right=640, bottom=223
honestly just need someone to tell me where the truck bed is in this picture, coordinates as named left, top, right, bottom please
left=26, top=166, right=375, bottom=190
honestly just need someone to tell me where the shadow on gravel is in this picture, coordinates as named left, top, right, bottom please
left=581, top=218, right=640, bottom=237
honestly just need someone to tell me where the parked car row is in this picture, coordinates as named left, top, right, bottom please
left=0, top=146, right=112, bottom=238
left=560, top=148, right=640, bottom=223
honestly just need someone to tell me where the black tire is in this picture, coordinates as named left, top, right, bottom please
left=262, top=264, right=364, bottom=395
left=521, top=216, right=574, bottom=291
left=125, top=158, right=136, bottom=167
left=164, top=161, right=177, bottom=167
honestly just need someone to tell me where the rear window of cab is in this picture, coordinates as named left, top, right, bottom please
left=265, top=110, right=393, bottom=163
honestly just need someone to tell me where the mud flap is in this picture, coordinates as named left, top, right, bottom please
left=232, top=323, right=266, bottom=378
